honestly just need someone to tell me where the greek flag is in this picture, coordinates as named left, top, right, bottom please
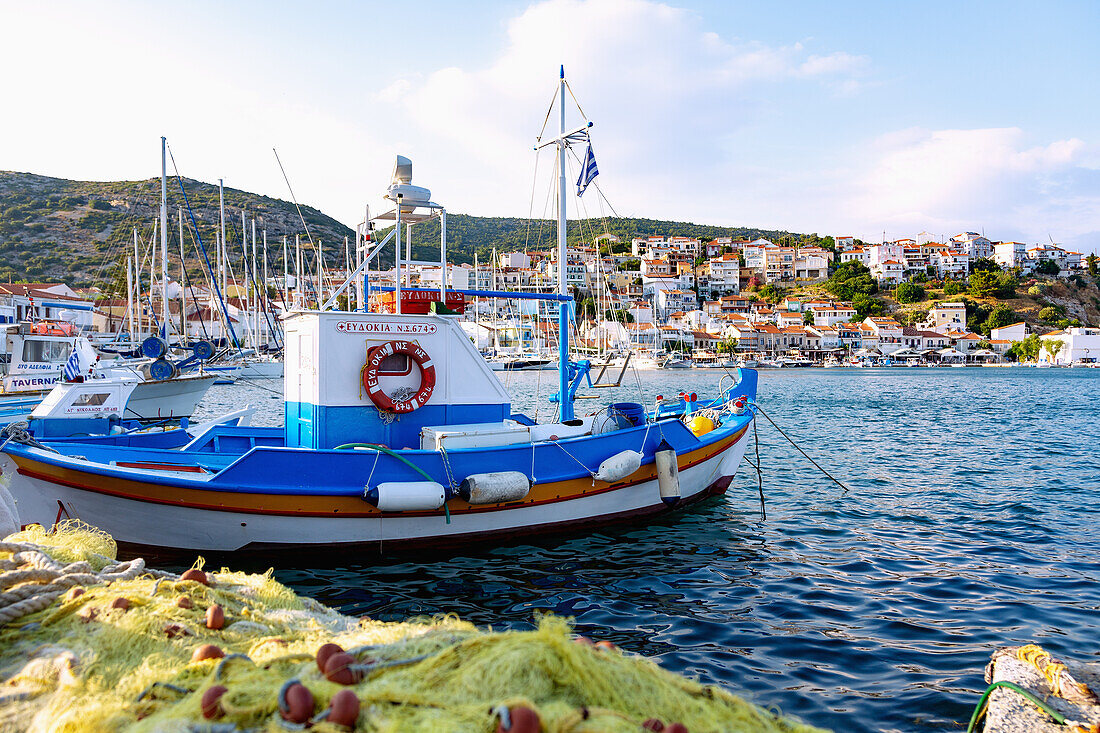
left=62, top=346, right=82, bottom=381
left=576, top=143, right=599, bottom=197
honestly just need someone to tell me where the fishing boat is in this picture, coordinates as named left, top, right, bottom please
left=0, top=72, right=757, bottom=555
left=0, top=322, right=215, bottom=424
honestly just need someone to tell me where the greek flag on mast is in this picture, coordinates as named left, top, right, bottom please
left=62, top=346, right=82, bottom=381
left=576, top=142, right=599, bottom=197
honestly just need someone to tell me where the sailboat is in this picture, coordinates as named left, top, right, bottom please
left=0, top=73, right=757, bottom=554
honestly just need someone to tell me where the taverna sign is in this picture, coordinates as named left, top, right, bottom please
left=334, top=321, right=437, bottom=335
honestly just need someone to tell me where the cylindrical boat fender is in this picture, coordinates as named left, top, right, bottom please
left=363, top=481, right=446, bottom=511
left=594, top=450, right=642, bottom=483
left=654, top=439, right=681, bottom=506
left=457, top=471, right=530, bottom=504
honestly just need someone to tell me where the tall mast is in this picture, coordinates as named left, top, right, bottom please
left=218, top=180, right=227, bottom=299
left=126, top=255, right=134, bottom=343
left=178, top=206, right=186, bottom=341
left=263, top=230, right=270, bottom=343
left=295, top=234, right=302, bottom=307
left=132, top=227, right=139, bottom=339
left=283, top=235, right=289, bottom=309
left=240, top=210, right=250, bottom=347
left=556, top=66, right=572, bottom=421
left=252, top=219, right=259, bottom=346
left=160, top=137, right=169, bottom=338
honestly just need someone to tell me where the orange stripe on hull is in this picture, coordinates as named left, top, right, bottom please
left=12, top=428, right=746, bottom=518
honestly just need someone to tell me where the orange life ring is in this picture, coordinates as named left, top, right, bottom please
left=362, top=340, right=435, bottom=413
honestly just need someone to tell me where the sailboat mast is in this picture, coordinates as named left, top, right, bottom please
left=132, top=227, right=139, bottom=339
left=263, top=230, right=270, bottom=343
left=557, top=67, right=572, bottom=421
left=178, top=206, right=186, bottom=341
left=283, top=235, right=289, bottom=309
left=160, top=137, right=170, bottom=339
left=218, top=180, right=226, bottom=302
left=126, top=255, right=134, bottom=344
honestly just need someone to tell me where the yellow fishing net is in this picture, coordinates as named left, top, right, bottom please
left=0, top=522, right=827, bottom=732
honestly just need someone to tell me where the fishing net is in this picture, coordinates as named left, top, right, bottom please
left=0, top=522, right=826, bottom=732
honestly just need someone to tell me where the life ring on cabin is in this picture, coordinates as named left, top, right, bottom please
left=361, top=340, right=435, bottom=414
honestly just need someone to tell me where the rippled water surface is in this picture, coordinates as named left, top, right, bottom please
left=194, top=368, right=1100, bottom=732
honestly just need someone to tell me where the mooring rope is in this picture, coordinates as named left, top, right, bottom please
left=750, top=403, right=851, bottom=493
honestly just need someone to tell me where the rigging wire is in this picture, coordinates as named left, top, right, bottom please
left=272, top=147, right=331, bottom=302
left=165, top=142, right=242, bottom=353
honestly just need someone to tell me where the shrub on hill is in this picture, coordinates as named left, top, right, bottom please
left=852, top=293, right=886, bottom=317
left=895, top=282, right=925, bottom=303
left=1035, top=260, right=1061, bottom=276
left=943, top=279, right=964, bottom=296
left=984, top=303, right=1018, bottom=333
left=826, top=261, right=877, bottom=300
left=970, top=257, right=1000, bottom=274
left=969, top=269, right=1017, bottom=299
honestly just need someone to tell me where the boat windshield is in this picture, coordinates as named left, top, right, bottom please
left=22, top=339, right=70, bottom=363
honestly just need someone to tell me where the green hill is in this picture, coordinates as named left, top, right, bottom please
left=0, top=171, right=813, bottom=292
left=0, top=171, right=354, bottom=291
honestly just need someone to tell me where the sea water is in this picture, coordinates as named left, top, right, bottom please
left=194, top=367, right=1100, bottom=732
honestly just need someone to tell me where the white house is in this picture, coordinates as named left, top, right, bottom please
left=1039, top=327, right=1100, bottom=365
left=993, top=241, right=1027, bottom=270
left=990, top=322, right=1028, bottom=342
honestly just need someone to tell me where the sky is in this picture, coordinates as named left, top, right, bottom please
left=1, top=0, right=1098, bottom=252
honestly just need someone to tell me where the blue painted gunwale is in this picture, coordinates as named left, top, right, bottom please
left=7, top=371, right=757, bottom=499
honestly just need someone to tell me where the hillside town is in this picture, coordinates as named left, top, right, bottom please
left=3, top=228, right=1096, bottom=367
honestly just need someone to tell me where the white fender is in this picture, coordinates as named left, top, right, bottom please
left=458, top=471, right=531, bottom=504
left=595, top=450, right=642, bottom=483
left=363, top=481, right=446, bottom=511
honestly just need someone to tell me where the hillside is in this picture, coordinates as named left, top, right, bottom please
left=389, top=215, right=808, bottom=266
left=0, top=171, right=807, bottom=291
left=0, top=171, right=354, bottom=291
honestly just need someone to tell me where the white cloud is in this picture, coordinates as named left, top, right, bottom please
left=839, top=127, right=1100, bottom=246
left=373, top=0, right=871, bottom=219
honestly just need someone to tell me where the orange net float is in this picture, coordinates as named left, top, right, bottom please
left=362, top=340, right=436, bottom=414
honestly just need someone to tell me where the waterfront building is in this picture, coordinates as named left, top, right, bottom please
left=1039, top=327, right=1100, bottom=364
left=809, top=324, right=840, bottom=349
left=835, top=235, right=856, bottom=251
left=991, top=321, right=1028, bottom=342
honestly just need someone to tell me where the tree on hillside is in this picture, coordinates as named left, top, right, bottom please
left=757, top=283, right=785, bottom=304
left=1088, top=253, right=1098, bottom=277
left=983, top=303, right=1017, bottom=335
left=969, top=269, right=1000, bottom=298
left=1036, top=259, right=1061, bottom=276
left=970, top=257, right=1000, bottom=274
left=1038, top=306, right=1060, bottom=323
left=803, top=311, right=815, bottom=325
left=826, top=261, right=877, bottom=300
left=943, top=279, right=964, bottom=296
left=852, top=293, right=886, bottom=317
left=895, top=282, right=925, bottom=304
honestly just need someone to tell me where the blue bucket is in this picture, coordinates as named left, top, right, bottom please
left=608, top=402, right=646, bottom=427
